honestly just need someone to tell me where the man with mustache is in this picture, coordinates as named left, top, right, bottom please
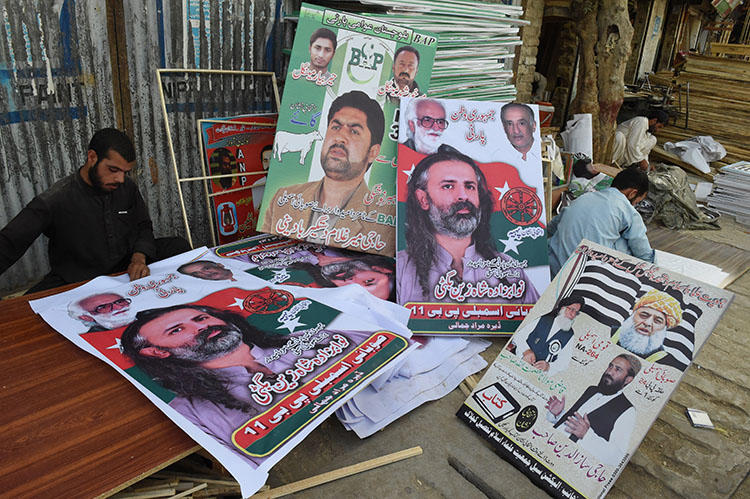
left=498, top=103, right=538, bottom=163
left=0, top=128, right=189, bottom=292
left=120, top=304, right=368, bottom=465
left=402, top=98, right=448, bottom=155
left=261, top=91, right=393, bottom=254
left=177, top=260, right=237, bottom=281
left=397, top=145, right=539, bottom=304
left=546, top=353, right=641, bottom=465
left=611, top=289, right=685, bottom=370
left=68, top=292, right=137, bottom=332
left=387, top=46, right=420, bottom=105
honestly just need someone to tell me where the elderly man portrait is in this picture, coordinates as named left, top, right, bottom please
left=308, top=27, right=337, bottom=75
left=120, top=304, right=369, bottom=464
left=397, top=145, right=539, bottom=304
left=546, top=353, right=641, bottom=465
left=511, top=295, right=585, bottom=375
left=612, top=289, right=685, bottom=370
left=68, top=292, right=136, bottom=332
left=402, top=98, right=448, bottom=155
left=262, top=90, right=392, bottom=251
left=387, top=46, right=420, bottom=104
left=178, top=260, right=237, bottom=281
left=497, top=103, right=538, bottom=163
left=0, top=128, right=188, bottom=293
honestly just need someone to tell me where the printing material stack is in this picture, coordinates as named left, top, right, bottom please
left=707, top=161, right=750, bottom=227
left=360, top=0, right=526, bottom=100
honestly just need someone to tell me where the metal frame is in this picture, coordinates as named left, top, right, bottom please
left=156, top=68, right=281, bottom=248
left=195, top=118, right=277, bottom=246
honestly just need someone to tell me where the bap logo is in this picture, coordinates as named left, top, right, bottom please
left=348, top=41, right=384, bottom=70
left=342, top=36, right=389, bottom=85
left=472, top=383, right=520, bottom=425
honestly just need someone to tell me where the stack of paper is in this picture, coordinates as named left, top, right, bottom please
left=338, top=336, right=491, bottom=438
left=707, top=161, right=750, bottom=226
left=360, top=0, right=526, bottom=100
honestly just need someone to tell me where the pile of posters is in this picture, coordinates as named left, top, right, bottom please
left=30, top=251, right=413, bottom=497
left=258, top=3, right=437, bottom=256
left=396, top=97, right=550, bottom=335
left=457, top=240, right=733, bottom=498
left=210, top=234, right=492, bottom=435
left=199, top=114, right=277, bottom=244
left=337, top=335, right=490, bottom=438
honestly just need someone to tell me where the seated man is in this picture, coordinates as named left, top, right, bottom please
left=611, top=110, right=668, bottom=171
left=547, top=166, right=654, bottom=276
left=0, top=128, right=189, bottom=292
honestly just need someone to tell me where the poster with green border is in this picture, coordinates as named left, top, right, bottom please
left=258, top=3, right=437, bottom=257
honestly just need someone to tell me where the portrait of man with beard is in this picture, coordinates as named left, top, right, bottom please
left=397, top=145, right=540, bottom=304
left=510, top=295, right=584, bottom=375
left=387, top=46, right=420, bottom=105
left=68, top=292, right=138, bottom=332
left=120, top=304, right=369, bottom=464
left=611, top=289, right=684, bottom=369
left=402, top=98, right=448, bottom=155
left=261, top=91, right=393, bottom=253
left=546, top=353, right=641, bottom=465
left=210, top=148, right=237, bottom=190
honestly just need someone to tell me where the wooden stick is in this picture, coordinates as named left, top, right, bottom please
left=168, top=483, right=208, bottom=499
left=252, top=447, right=423, bottom=498
left=151, top=472, right=238, bottom=487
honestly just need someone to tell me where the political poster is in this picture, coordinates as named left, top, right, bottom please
left=396, top=97, right=550, bottom=335
left=212, top=233, right=395, bottom=302
left=31, top=255, right=411, bottom=497
left=200, top=114, right=277, bottom=244
left=257, top=3, right=437, bottom=257
left=457, top=240, right=733, bottom=498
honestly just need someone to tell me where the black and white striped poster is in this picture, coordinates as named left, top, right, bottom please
left=458, top=240, right=733, bottom=498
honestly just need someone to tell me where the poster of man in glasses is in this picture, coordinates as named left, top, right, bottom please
left=396, top=98, right=551, bottom=335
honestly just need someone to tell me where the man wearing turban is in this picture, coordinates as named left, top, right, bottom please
left=611, top=289, right=683, bottom=365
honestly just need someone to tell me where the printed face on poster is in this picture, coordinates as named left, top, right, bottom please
left=212, top=234, right=396, bottom=302
left=34, top=256, right=410, bottom=497
left=201, top=115, right=277, bottom=244
left=257, top=3, right=438, bottom=256
left=396, top=97, right=550, bottom=336
left=457, top=241, right=733, bottom=498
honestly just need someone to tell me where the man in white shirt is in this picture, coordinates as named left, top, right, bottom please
left=545, top=353, right=641, bottom=465
left=500, top=103, right=538, bottom=162
left=611, top=110, right=668, bottom=171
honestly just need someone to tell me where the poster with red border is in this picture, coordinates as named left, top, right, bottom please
left=201, top=114, right=277, bottom=244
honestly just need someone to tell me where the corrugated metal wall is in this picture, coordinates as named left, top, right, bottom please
left=0, top=0, right=276, bottom=294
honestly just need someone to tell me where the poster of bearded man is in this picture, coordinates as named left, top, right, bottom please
left=396, top=97, right=550, bottom=336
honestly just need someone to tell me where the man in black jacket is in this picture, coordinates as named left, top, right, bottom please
left=546, top=353, right=641, bottom=465
left=0, top=128, right=188, bottom=292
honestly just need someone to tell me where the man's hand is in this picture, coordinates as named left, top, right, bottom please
left=533, top=360, right=550, bottom=371
left=564, top=411, right=591, bottom=439
left=546, top=395, right=565, bottom=417
left=522, top=349, right=537, bottom=365
left=128, top=252, right=150, bottom=281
